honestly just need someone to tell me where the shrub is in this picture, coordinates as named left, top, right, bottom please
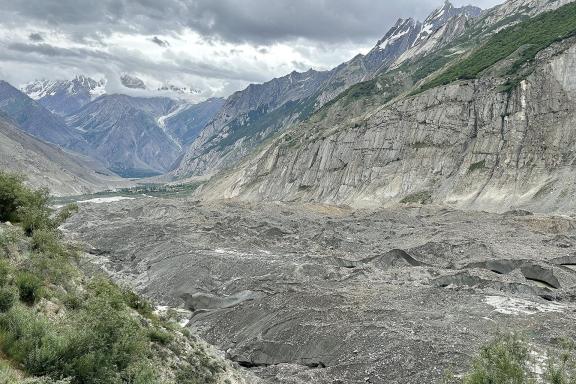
left=0, top=288, right=16, bottom=312
left=148, top=328, right=174, bottom=346
left=0, top=260, right=11, bottom=287
left=123, top=289, right=154, bottom=318
left=0, top=171, right=74, bottom=237
left=175, top=348, right=226, bottom=384
left=16, top=272, right=43, bottom=304
left=0, top=172, right=29, bottom=223
left=0, top=305, right=52, bottom=365
left=58, top=294, right=153, bottom=383
left=468, top=160, right=486, bottom=173
left=545, top=339, right=576, bottom=384
left=463, top=334, right=530, bottom=384
left=400, top=191, right=433, bottom=205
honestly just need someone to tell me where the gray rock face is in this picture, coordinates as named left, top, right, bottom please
left=173, top=69, right=332, bottom=177
left=475, top=0, right=573, bottom=32
left=201, top=33, right=576, bottom=214
left=0, top=115, right=129, bottom=195
left=173, top=2, right=481, bottom=179
left=120, top=74, right=147, bottom=89
left=160, top=97, right=226, bottom=147
left=64, top=198, right=576, bottom=383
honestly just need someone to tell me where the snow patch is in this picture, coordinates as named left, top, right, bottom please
left=78, top=196, right=135, bottom=204
left=485, top=295, right=565, bottom=315
left=379, top=27, right=411, bottom=50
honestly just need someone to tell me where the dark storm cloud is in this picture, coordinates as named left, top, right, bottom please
left=28, top=33, right=44, bottom=42
left=1, top=0, right=503, bottom=44
left=150, top=36, right=170, bottom=47
left=0, top=0, right=503, bottom=98
left=1, top=42, right=269, bottom=83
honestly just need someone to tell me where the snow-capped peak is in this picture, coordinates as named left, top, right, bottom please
left=22, top=75, right=106, bottom=101
left=157, top=84, right=201, bottom=96
left=22, top=79, right=58, bottom=100
left=412, top=1, right=482, bottom=47
left=375, top=18, right=418, bottom=51
left=427, top=1, right=454, bottom=22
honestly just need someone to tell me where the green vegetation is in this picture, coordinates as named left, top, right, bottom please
left=320, top=69, right=408, bottom=113
left=421, top=2, right=576, bottom=92
left=400, top=191, right=433, bottom=205
left=205, top=95, right=317, bottom=153
left=0, top=171, right=236, bottom=383
left=443, top=334, right=576, bottom=384
left=463, top=334, right=531, bottom=384
left=468, top=160, right=486, bottom=173
left=51, top=182, right=203, bottom=207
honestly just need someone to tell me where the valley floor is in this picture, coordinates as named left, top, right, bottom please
left=62, top=198, right=576, bottom=383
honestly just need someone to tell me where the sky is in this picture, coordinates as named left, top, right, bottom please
left=0, top=0, right=503, bottom=101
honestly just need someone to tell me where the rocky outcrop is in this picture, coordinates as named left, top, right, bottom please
left=160, top=97, right=225, bottom=147
left=173, top=2, right=481, bottom=179
left=201, top=34, right=576, bottom=213
left=172, top=69, right=331, bottom=178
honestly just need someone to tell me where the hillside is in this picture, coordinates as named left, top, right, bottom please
left=65, top=95, right=182, bottom=178
left=198, top=0, right=576, bottom=214
left=0, top=115, right=129, bottom=196
left=172, top=1, right=481, bottom=179
left=0, top=172, right=251, bottom=383
left=0, top=82, right=87, bottom=151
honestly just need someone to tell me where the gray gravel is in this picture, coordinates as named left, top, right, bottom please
left=63, top=198, right=576, bottom=383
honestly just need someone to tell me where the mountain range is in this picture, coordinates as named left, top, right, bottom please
left=0, top=113, right=128, bottom=195
left=1, top=0, right=575, bottom=212
left=0, top=74, right=225, bottom=178
left=199, top=0, right=576, bottom=213
left=171, top=1, right=482, bottom=178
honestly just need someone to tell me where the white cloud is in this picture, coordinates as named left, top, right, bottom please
left=0, top=0, right=504, bottom=101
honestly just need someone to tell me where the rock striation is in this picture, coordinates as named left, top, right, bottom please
left=173, top=2, right=481, bottom=178
left=200, top=1, right=576, bottom=214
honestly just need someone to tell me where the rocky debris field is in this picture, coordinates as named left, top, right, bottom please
left=63, top=198, right=576, bottom=383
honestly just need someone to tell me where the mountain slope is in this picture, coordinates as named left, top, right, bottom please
left=66, top=94, right=182, bottom=178
left=173, top=1, right=482, bottom=178
left=159, top=97, right=226, bottom=147
left=0, top=81, right=87, bottom=150
left=0, top=114, right=129, bottom=195
left=22, top=75, right=106, bottom=116
left=199, top=0, right=576, bottom=214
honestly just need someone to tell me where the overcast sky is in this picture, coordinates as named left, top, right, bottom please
left=0, top=0, right=503, bottom=100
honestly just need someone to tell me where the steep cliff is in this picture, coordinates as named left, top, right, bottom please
left=173, top=2, right=481, bottom=178
left=200, top=1, right=576, bottom=213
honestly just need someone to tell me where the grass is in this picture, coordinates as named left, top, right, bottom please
left=420, top=2, right=576, bottom=93
left=0, top=171, right=234, bottom=383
